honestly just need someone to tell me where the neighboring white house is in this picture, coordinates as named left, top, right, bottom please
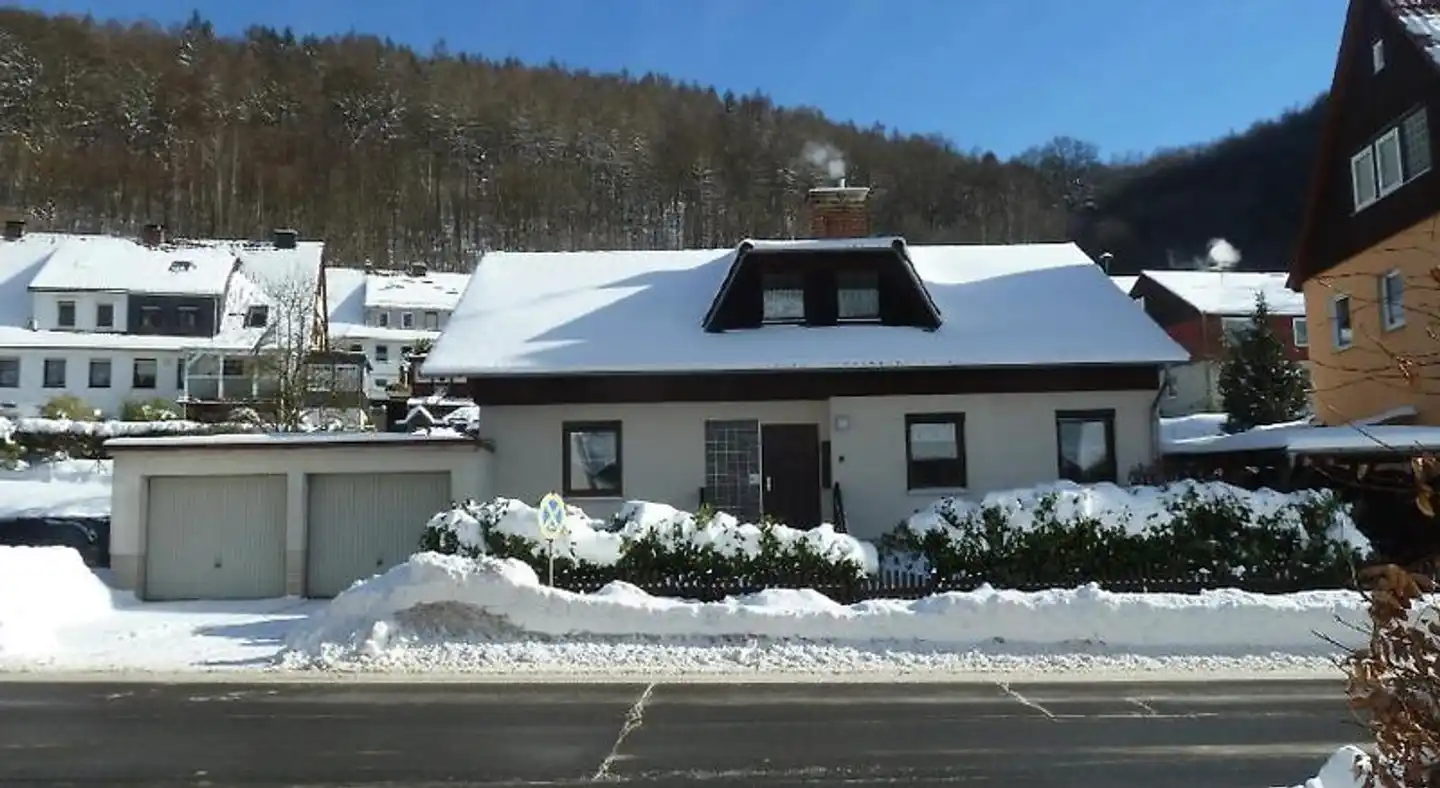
left=1129, top=270, right=1310, bottom=418
left=0, top=223, right=323, bottom=417
left=423, top=187, right=1189, bottom=538
left=324, top=264, right=471, bottom=399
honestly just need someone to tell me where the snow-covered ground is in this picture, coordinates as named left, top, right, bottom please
left=0, top=458, right=111, bottom=518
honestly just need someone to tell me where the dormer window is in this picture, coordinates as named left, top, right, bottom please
left=837, top=270, right=880, bottom=321
left=169, top=260, right=194, bottom=273
left=244, top=304, right=269, bottom=328
left=761, top=272, right=805, bottom=323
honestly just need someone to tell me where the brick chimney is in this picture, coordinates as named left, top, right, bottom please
left=3, top=220, right=23, bottom=241
left=140, top=223, right=166, bottom=247
left=272, top=227, right=298, bottom=250
left=806, top=183, right=871, bottom=239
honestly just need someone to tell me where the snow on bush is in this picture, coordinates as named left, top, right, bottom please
left=1290, top=746, right=1370, bottom=788
left=0, top=546, right=114, bottom=657
left=281, top=552, right=1367, bottom=668
left=421, top=498, right=878, bottom=581
left=2, top=416, right=260, bottom=460
left=883, top=480, right=1367, bottom=586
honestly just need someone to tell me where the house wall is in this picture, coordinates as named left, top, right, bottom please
left=335, top=333, right=441, bottom=395
left=0, top=347, right=186, bottom=416
left=1305, top=214, right=1440, bottom=425
left=1159, top=361, right=1219, bottom=418
left=31, top=291, right=131, bottom=332
left=364, top=306, right=451, bottom=333
left=479, top=390, right=1158, bottom=539
left=108, top=440, right=494, bottom=595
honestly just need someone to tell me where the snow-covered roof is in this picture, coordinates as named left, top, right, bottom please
left=1165, top=423, right=1440, bottom=456
left=1139, top=270, right=1305, bottom=316
left=424, top=240, right=1190, bottom=377
left=363, top=270, right=470, bottom=311
left=330, top=324, right=441, bottom=343
left=215, top=239, right=324, bottom=293
left=1110, top=275, right=1138, bottom=295
left=27, top=235, right=240, bottom=296
left=1390, top=0, right=1440, bottom=66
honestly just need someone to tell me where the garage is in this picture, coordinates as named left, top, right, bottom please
left=305, top=471, right=454, bottom=597
left=143, top=474, right=288, bottom=601
left=107, top=432, right=493, bottom=601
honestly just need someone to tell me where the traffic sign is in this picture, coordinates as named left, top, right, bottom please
left=538, top=492, right=566, bottom=541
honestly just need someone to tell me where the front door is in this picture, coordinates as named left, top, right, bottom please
left=761, top=423, right=822, bottom=527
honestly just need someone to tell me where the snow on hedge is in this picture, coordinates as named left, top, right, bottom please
left=282, top=552, right=1366, bottom=669
left=426, top=498, right=878, bottom=574
left=0, top=546, right=114, bottom=657
left=904, top=479, right=1369, bottom=553
left=0, top=416, right=255, bottom=438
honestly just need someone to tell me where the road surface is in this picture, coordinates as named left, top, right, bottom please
left=0, top=678, right=1357, bottom=786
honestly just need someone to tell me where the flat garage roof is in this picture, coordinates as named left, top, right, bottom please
left=106, top=431, right=479, bottom=451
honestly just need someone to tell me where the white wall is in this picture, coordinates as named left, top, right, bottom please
left=364, top=307, right=451, bottom=333
left=0, top=347, right=185, bottom=416
left=479, top=390, right=1159, bottom=540
left=1159, top=361, right=1218, bottom=418
left=31, top=291, right=132, bottom=332
left=109, top=439, right=494, bottom=595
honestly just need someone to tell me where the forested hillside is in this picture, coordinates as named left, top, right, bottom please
left=0, top=9, right=1326, bottom=272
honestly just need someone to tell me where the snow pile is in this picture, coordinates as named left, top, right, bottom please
left=0, top=458, right=111, bottom=518
left=1290, top=746, right=1370, bottom=788
left=0, top=546, right=115, bottom=657
left=429, top=498, right=879, bottom=573
left=280, top=552, right=1366, bottom=672
left=905, top=479, right=1369, bottom=553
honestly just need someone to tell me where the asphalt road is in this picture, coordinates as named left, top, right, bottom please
left=0, top=679, right=1359, bottom=787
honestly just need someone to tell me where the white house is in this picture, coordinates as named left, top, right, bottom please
left=324, top=264, right=471, bottom=398
left=0, top=223, right=323, bottom=417
left=422, top=187, right=1189, bottom=538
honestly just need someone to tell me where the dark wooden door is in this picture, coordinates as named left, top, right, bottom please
left=760, top=423, right=822, bottom=527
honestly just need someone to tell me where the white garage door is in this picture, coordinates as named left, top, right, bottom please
left=144, top=475, right=288, bottom=601
left=305, top=472, right=453, bottom=598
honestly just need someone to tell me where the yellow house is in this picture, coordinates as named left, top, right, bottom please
left=1292, top=0, right=1440, bottom=426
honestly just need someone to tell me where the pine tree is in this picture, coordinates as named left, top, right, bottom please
left=1217, top=292, right=1309, bottom=433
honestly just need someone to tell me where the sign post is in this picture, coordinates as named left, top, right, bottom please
left=537, top=491, right=567, bottom=587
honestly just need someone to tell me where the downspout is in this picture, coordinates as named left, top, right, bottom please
left=1150, top=365, right=1170, bottom=465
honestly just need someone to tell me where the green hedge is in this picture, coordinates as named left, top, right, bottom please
left=877, top=486, right=1364, bottom=587
left=420, top=499, right=869, bottom=585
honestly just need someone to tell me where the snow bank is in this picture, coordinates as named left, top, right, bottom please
left=1160, top=412, right=1312, bottom=447
left=429, top=498, right=879, bottom=573
left=0, top=546, right=114, bottom=657
left=284, top=553, right=1366, bottom=666
left=905, top=479, right=1370, bottom=553
left=1290, top=746, right=1370, bottom=788
left=0, top=458, right=111, bottom=518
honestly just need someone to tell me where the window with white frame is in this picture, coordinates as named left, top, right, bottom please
left=1292, top=316, right=1309, bottom=348
left=1373, top=39, right=1386, bottom=73
left=377, top=312, right=390, bottom=328
left=401, top=312, right=414, bottom=329
left=1332, top=294, right=1353, bottom=349
left=1353, top=107, right=1432, bottom=210
left=1380, top=270, right=1406, bottom=330
left=375, top=344, right=389, bottom=363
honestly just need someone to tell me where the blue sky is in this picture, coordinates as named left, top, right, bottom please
left=16, top=0, right=1348, bottom=160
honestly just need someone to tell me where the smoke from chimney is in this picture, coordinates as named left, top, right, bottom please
left=802, top=141, right=847, bottom=184
left=1205, top=238, right=1241, bottom=271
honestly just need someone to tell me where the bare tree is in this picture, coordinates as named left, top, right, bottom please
left=246, top=272, right=363, bottom=431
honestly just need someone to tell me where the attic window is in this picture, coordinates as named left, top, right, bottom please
left=244, top=304, right=269, bottom=328
left=169, top=260, right=194, bottom=273
left=1373, top=39, right=1385, bottom=74
left=761, top=272, right=805, bottom=323
left=837, top=270, right=880, bottom=321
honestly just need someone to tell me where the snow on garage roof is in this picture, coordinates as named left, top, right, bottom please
left=106, top=430, right=476, bottom=450
left=363, top=270, right=471, bottom=311
left=1139, top=270, right=1305, bottom=316
left=1110, top=275, right=1138, bottom=294
left=424, top=240, right=1190, bottom=377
